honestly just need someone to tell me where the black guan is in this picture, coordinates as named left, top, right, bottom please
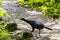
left=20, top=18, right=53, bottom=34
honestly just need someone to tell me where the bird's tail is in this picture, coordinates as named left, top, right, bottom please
left=44, top=26, right=53, bottom=30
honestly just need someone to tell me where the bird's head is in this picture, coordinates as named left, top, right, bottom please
left=20, top=18, right=25, bottom=20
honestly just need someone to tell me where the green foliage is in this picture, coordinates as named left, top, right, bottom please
left=0, top=1, right=4, bottom=5
left=0, top=29, right=11, bottom=40
left=17, top=0, right=24, bottom=3
left=5, top=22, right=17, bottom=32
left=17, top=0, right=60, bottom=19
left=18, top=32, right=33, bottom=40
left=50, top=14, right=60, bottom=19
left=55, top=0, right=60, bottom=3
left=0, top=8, right=10, bottom=17
left=0, top=21, right=13, bottom=40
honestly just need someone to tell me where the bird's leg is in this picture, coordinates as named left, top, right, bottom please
left=39, top=30, right=40, bottom=36
left=36, top=29, right=41, bottom=38
left=31, top=28, right=34, bottom=32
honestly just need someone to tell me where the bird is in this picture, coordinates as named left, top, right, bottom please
left=20, top=18, right=53, bottom=35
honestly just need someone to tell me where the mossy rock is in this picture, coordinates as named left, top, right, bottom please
left=18, top=32, right=33, bottom=40
left=5, top=23, right=17, bottom=32
left=22, top=32, right=33, bottom=38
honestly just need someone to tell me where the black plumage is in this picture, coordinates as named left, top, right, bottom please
left=20, top=18, right=53, bottom=34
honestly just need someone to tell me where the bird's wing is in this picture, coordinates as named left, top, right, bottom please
left=30, top=20, right=42, bottom=25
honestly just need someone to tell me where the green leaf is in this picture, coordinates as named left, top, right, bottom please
left=0, top=1, right=4, bottom=5
left=0, top=8, right=10, bottom=17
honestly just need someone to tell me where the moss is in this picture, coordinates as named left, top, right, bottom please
left=5, top=23, right=17, bottom=32
left=22, top=32, right=33, bottom=38
left=18, top=32, right=33, bottom=40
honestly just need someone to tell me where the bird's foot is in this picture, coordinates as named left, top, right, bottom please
left=37, top=34, right=41, bottom=38
left=30, top=31, right=33, bottom=32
